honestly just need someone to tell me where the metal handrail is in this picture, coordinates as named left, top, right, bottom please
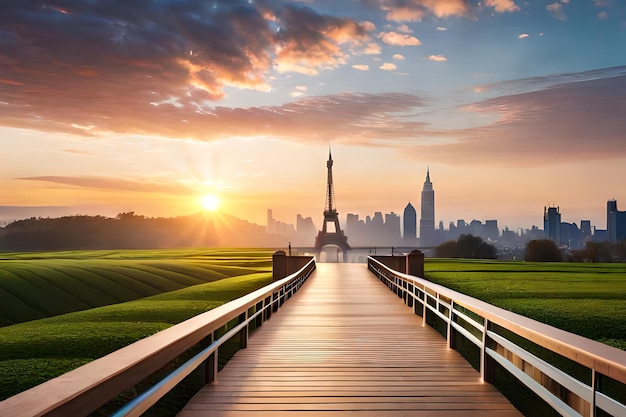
left=367, top=256, right=626, bottom=417
left=0, top=258, right=316, bottom=417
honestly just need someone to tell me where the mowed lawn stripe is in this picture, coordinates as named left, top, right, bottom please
left=0, top=287, right=45, bottom=326
left=0, top=269, right=272, bottom=400
left=5, top=266, right=93, bottom=314
left=425, top=259, right=626, bottom=349
left=0, top=252, right=272, bottom=326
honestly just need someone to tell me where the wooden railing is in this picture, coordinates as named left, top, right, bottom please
left=0, top=258, right=316, bottom=417
left=368, top=256, right=626, bottom=417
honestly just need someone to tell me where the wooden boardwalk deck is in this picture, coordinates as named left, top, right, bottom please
left=178, top=263, right=523, bottom=417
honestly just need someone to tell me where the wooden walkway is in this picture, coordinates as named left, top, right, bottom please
left=178, top=263, right=523, bottom=417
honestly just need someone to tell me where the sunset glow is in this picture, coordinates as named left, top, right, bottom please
left=0, top=1, right=625, bottom=233
left=201, top=194, right=220, bottom=212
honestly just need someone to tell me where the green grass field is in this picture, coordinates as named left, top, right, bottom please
left=0, top=249, right=273, bottom=400
left=0, top=248, right=273, bottom=326
left=2, top=253, right=624, bottom=409
left=424, top=259, right=626, bottom=350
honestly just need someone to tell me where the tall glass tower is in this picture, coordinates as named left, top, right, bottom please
left=420, top=168, right=435, bottom=246
left=403, top=202, right=417, bottom=243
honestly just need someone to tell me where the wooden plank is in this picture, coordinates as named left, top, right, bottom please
left=178, top=263, right=523, bottom=417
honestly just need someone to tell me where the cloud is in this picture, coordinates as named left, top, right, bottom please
left=598, top=11, right=608, bottom=19
left=436, top=26, right=448, bottom=31
left=379, top=63, right=398, bottom=71
left=421, top=71, right=626, bottom=165
left=393, top=54, right=405, bottom=60
left=352, top=64, right=370, bottom=71
left=428, top=55, right=448, bottom=62
left=379, top=32, right=422, bottom=46
left=397, top=24, right=413, bottom=34
left=17, top=176, right=192, bottom=194
left=483, top=0, right=520, bottom=13
left=0, top=0, right=373, bottom=132
left=364, top=42, right=382, bottom=55
left=546, top=2, right=567, bottom=20
left=61, top=149, right=96, bottom=156
left=365, top=0, right=520, bottom=22
left=273, top=4, right=371, bottom=75
left=381, top=0, right=470, bottom=21
left=518, top=33, right=529, bottom=39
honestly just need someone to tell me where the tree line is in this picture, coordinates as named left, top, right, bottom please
left=0, top=212, right=286, bottom=251
left=435, top=234, right=626, bottom=262
left=524, top=239, right=626, bottom=263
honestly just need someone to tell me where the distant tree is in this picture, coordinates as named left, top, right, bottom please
left=435, top=234, right=497, bottom=259
left=435, top=240, right=457, bottom=258
left=614, top=240, right=626, bottom=263
left=571, top=241, right=613, bottom=263
left=524, top=239, right=562, bottom=262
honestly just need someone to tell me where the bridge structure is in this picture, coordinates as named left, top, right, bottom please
left=2, top=257, right=625, bottom=417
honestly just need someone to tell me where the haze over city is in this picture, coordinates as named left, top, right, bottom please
left=1, top=0, right=625, bottom=232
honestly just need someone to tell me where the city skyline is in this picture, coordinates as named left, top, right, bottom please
left=1, top=1, right=625, bottom=231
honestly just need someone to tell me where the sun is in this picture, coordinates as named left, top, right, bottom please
left=200, top=194, right=220, bottom=212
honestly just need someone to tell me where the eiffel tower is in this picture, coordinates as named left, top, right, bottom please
left=314, top=149, right=350, bottom=261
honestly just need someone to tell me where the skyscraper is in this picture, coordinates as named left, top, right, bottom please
left=420, top=168, right=435, bottom=246
left=403, top=202, right=416, bottom=243
left=607, top=200, right=626, bottom=243
left=544, top=206, right=561, bottom=244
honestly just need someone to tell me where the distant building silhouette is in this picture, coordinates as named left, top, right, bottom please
left=403, top=202, right=416, bottom=243
left=295, top=214, right=316, bottom=245
left=580, top=220, right=592, bottom=243
left=607, top=200, right=626, bottom=243
left=420, top=168, right=435, bottom=246
left=385, top=212, right=401, bottom=243
left=267, top=208, right=295, bottom=237
left=543, top=206, right=561, bottom=244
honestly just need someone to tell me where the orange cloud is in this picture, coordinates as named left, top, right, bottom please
left=483, top=0, right=520, bottom=13
left=364, top=43, right=382, bottom=55
left=379, top=32, right=422, bottom=46
left=0, top=78, right=23, bottom=86
left=376, top=0, right=470, bottom=22
left=379, top=63, right=398, bottom=71
left=273, top=5, right=370, bottom=75
left=428, top=55, right=448, bottom=62
left=0, top=0, right=373, bottom=122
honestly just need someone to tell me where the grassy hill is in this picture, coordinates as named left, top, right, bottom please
left=0, top=249, right=274, bottom=400
left=425, top=259, right=626, bottom=350
left=0, top=249, right=273, bottom=326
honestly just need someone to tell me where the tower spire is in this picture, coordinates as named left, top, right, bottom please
left=325, top=147, right=335, bottom=214
left=315, top=149, right=350, bottom=261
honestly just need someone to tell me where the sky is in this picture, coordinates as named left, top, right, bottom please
left=1, top=0, right=625, bottom=234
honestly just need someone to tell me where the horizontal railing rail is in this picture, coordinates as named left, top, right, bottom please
left=368, top=256, right=626, bottom=417
left=0, top=258, right=316, bottom=417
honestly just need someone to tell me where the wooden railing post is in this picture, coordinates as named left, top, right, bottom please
left=207, top=332, right=218, bottom=384
left=448, top=302, right=456, bottom=349
left=239, top=312, right=248, bottom=349
left=591, top=370, right=600, bottom=417
left=255, top=301, right=263, bottom=328
left=481, top=318, right=495, bottom=384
